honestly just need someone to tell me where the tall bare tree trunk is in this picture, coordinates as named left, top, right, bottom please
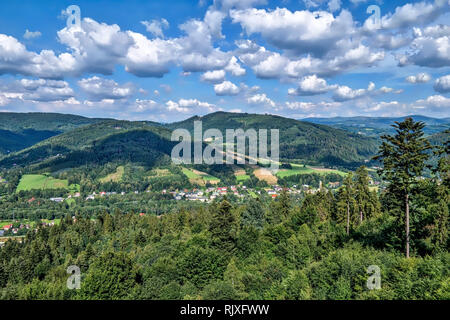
left=360, top=210, right=363, bottom=224
left=405, top=192, right=410, bottom=258
left=346, top=203, right=350, bottom=236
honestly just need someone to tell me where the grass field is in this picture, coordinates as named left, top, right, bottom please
left=99, top=166, right=124, bottom=183
left=182, top=168, right=220, bottom=184
left=276, top=163, right=347, bottom=178
left=236, top=174, right=250, bottom=182
left=182, top=168, right=200, bottom=179
left=16, top=174, right=75, bottom=192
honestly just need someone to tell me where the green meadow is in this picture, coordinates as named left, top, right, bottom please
left=16, top=174, right=80, bottom=192
left=276, top=163, right=347, bottom=178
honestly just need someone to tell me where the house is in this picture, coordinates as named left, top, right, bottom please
left=50, top=197, right=64, bottom=203
left=2, top=224, right=11, bottom=231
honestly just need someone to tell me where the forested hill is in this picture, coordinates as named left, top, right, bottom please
left=303, top=115, right=450, bottom=136
left=167, top=111, right=379, bottom=166
left=0, top=120, right=175, bottom=170
left=0, top=113, right=109, bottom=155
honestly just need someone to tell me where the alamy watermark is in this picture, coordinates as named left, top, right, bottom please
left=67, top=265, right=81, bottom=290
left=366, top=265, right=381, bottom=290
left=171, top=121, right=280, bottom=173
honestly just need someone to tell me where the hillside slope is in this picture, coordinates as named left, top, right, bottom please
left=167, top=111, right=379, bottom=166
left=0, top=113, right=109, bottom=155
left=303, top=115, right=450, bottom=137
left=0, top=120, right=175, bottom=170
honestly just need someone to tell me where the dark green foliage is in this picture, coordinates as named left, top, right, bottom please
left=374, top=118, right=432, bottom=258
left=209, top=200, right=237, bottom=252
left=78, top=251, right=140, bottom=300
left=167, top=111, right=379, bottom=167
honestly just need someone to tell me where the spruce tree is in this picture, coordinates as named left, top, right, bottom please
left=209, top=199, right=236, bottom=252
left=374, top=117, right=431, bottom=258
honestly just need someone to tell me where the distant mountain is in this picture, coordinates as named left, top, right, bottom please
left=0, top=111, right=380, bottom=171
left=302, top=115, right=450, bottom=137
left=0, top=120, right=174, bottom=170
left=0, top=113, right=109, bottom=155
left=167, top=111, right=379, bottom=167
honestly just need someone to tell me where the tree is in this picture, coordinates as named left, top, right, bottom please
left=79, top=251, right=140, bottom=299
left=338, top=173, right=354, bottom=235
left=355, top=167, right=370, bottom=223
left=209, top=199, right=236, bottom=252
left=241, top=198, right=265, bottom=230
left=374, top=118, right=431, bottom=258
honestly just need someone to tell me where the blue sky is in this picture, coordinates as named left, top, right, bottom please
left=0, top=0, right=449, bottom=121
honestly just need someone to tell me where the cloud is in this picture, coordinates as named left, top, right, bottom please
left=397, top=23, right=450, bottom=68
left=215, top=0, right=268, bottom=10
left=284, top=101, right=341, bottom=115
left=333, top=82, right=375, bottom=101
left=0, top=78, right=75, bottom=102
left=141, top=19, right=169, bottom=38
left=134, top=99, right=158, bottom=112
left=331, top=82, right=400, bottom=102
left=166, top=98, right=216, bottom=113
left=224, top=56, right=246, bottom=76
left=328, top=0, right=342, bottom=12
left=247, top=93, right=275, bottom=107
left=230, top=8, right=355, bottom=57
left=405, top=73, right=432, bottom=83
left=23, top=29, right=42, bottom=39
left=236, top=40, right=384, bottom=80
left=433, top=74, right=450, bottom=93
left=288, top=75, right=337, bottom=96
left=0, top=34, right=76, bottom=78
left=377, top=0, right=448, bottom=31
left=57, top=18, right=134, bottom=75
left=201, top=70, right=226, bottom=83
left=78, top=76, right=134, bottom=100
left=414, top=94, right=450, bottom=112
left=214, top=80, right=240, bottom=95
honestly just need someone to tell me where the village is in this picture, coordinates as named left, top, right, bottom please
left=42, top=180, right=347, bottom=204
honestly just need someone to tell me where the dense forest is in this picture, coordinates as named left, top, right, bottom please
left=0, top=118, right=448, bottom=300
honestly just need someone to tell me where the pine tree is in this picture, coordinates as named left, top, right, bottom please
left=339, top=173, right=354, bottom=235
left=209, top=199, right=236, bottom=252
left=241, top=197, right=265, bottom=230
left=355, top=166, right=370, bottom=223
left=374, top=117, right=431, bottom=258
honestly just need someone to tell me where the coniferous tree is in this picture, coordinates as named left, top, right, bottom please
left=374, top=117, right=431, bottom=258
left=337, top=173, right=355, bottom=235
left=209, top=199, right=236, bottom=252
left=355, top=166, right=370, bottom=223
left=241, top=197, right=265, bottom=230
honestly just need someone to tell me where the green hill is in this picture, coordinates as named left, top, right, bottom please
left=167, top=111, right=379, bottom=167
left=0, top=113, right=110, bottom=156
left=0, top=120, right=174, bottom=170
left=303, top=115, right=450, bottom=137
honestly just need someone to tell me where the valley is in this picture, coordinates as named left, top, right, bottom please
left=0, top=111, right=447, bottom=301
